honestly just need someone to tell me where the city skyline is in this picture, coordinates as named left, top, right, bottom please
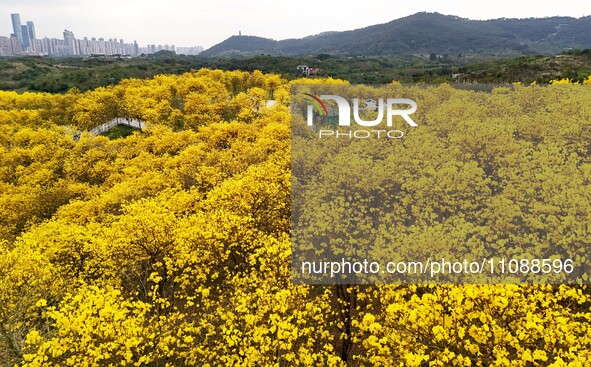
left=1, top=13, right=203, bottom=57
left=10, top=13, right=35, bottom=50
left=0, top=0, right=589, bottom=49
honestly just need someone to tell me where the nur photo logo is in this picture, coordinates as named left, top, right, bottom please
left=302, top=91, right=418, bottom=139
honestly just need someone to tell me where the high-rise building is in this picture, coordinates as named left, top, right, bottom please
left=26, top=21, right=36, bottom=40
left=21, top=25, right=30, bottom=48
left=10, top=13, right=23, bottom=46
left=9, top=14, right=36, bottom=50
left=63, top=29, right=77, bottom=55
left=0, top=36, right=19, bottom=56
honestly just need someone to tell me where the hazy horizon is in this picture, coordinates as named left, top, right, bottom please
left=1, top=0, right=588, bottom=49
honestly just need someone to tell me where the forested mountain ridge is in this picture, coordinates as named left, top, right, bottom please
left=201, top=12, right=591, bottom=57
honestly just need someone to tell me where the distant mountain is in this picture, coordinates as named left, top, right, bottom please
left=200, top=12, right=591, bottom=57
left=202, top=36, right=278, bottom=57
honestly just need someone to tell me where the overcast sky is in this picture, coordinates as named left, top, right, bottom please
left=0, top=0, right=588, bottom=49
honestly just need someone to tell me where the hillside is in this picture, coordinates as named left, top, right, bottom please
left=200, top=12, right=591, bottom=57
left=2, top=50, right=591, bottom=93
left=201, top=35, right=278, bottom=57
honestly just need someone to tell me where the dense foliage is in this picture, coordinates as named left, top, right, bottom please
left=291, top=81, right=591, bottom=284
left=2, top=50, right=591, bottom=93
left=1, top=70, right=591, bottom=366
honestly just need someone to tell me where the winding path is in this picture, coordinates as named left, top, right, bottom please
left=87, top=100, right=276, bottom=136
left=89, top=117, right=145, bottom=135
